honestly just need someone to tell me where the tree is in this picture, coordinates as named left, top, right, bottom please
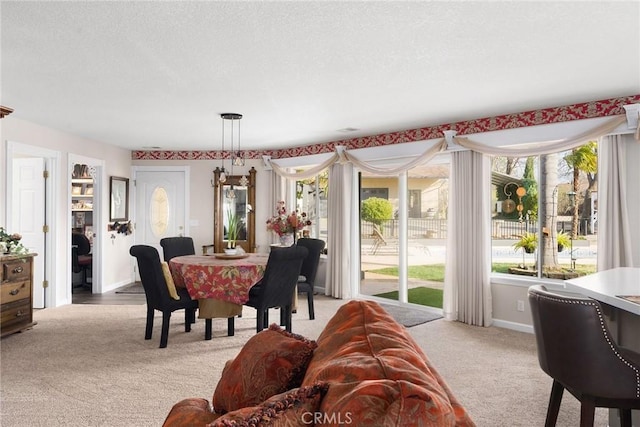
left=541, top=153, right=559, bottom=269
left=563, top=141, right=597, bottom=238
left=521, top=157, right=538, bottom=221
left=361, top=197, right=393, bottom=230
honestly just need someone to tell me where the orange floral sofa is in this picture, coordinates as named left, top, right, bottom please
left=163, top=300, right=475, bottom=426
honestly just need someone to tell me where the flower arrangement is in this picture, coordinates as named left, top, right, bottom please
left=266, top=201, right=311, bottom=237
left=0, top=227, right=29, bottom=255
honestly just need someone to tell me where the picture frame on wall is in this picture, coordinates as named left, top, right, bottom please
left=109, top=176, right=129, bottom=222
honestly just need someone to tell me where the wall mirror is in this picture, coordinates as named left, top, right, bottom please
left=213, top=167, right=256, bottom=253
left=109, top=176, right=129, bottom=222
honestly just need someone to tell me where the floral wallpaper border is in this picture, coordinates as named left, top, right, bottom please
left=133, top=94, right=640, bottom=161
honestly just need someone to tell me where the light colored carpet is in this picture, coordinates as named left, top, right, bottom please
left=0, top=296, right=608, bottom=426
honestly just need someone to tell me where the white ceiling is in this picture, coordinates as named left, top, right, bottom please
left=2, top=1, right=639, bottom=153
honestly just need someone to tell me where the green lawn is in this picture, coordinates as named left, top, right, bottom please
left=369, top=262, right=596, bottom=280
left=374, top=286, right=443, bottom=308
left=369, top=264, right=445, bottom=281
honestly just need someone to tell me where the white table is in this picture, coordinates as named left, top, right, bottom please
left=565, top=267, right=640, bottom=315
left=565, top=267, right=640, bottom=426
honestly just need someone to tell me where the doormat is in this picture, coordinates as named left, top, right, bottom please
left=115, top=282, right=144, bottom=294
left=378, top=303, right=443, bottom=328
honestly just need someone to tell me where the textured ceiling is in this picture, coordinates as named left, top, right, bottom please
left=2, top=1, right=639, bottom=152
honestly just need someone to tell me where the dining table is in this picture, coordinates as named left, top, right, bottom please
left=169, top=252, right=269, bottom=338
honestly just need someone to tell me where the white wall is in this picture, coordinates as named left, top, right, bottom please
left=1, top=117, right=133, bottom=306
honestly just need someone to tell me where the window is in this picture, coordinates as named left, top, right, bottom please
left=295, top=171, right=328, bottom=245
left=490, top=142, right=598, bottom=279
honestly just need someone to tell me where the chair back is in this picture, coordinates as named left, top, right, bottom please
left=296, top=238, right=325, bottom=287
left=71, top=246, right=81, bottom=273
left=256, top=245, right=308, bottom=310
left=72, top=232, right=91, bottom=256
left=130, top=245, right=174, bottom=310
left=160, top=237, right=195, bottom=262
left=528, top=285, right=640, bottom=399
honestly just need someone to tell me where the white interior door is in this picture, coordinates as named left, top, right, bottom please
left=12, top=158, right=46, bottom=308
left=133, top=168, right=189, bottom=256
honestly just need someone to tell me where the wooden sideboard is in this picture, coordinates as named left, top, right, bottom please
left=1, top=253, right=37, bottom=337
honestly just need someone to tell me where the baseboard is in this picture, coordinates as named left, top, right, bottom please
left=492, top=318, right=534, bottom=334
left=102, top=279, right=131, bottom=293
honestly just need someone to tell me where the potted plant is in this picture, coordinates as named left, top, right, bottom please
left=557, top=231, right=570, bottom=252
left=513, top=232, right=537, bottom=254
left=0, top=227, right=28, bottom=255
left=225, top=208, right=241, bottom=254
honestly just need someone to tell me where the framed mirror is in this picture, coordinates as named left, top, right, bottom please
left=109, top=176, right=129, bottom=221
left=213, top=167, right=256, bottom=253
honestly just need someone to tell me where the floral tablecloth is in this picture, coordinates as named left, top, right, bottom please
left=169, top=254, right=268, bottom=305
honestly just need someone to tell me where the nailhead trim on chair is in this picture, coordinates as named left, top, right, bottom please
left=537, top=293, right=640, bottom=398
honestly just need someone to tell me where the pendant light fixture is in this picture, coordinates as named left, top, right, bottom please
left=220, top=113, right=244, bottom=199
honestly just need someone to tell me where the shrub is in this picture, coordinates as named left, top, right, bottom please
left=361, top=197, right=393, bottom=227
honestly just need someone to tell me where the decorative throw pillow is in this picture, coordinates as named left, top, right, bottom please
left=162, top=397, right=220, bottom=427
left=209, top=383, right=328, bottom=427
left=161, top=261, right=180, bottom=300
left=212, top=324, right=318, bottom=414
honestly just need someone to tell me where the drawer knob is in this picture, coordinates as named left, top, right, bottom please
left=15, top=310, right=25, bottom=317
left=9, top=288, right=20, bottom=296
left=12, top=266, right=24, bottom=274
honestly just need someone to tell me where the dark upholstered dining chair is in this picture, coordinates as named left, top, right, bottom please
left=160, top=237, right=197, bottom=324
left=71, top=232, right=92, bottom=290
left=528, top=285, right=640, bottom=427
left=244, top=245, right=308, bottom=333
left=295, top=238, right=325, bottom=320
left=160, top=237, right=196, bottom=262
left=130, top=245, right=199, bottom=348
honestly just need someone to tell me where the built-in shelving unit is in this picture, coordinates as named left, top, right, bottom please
left=71, top=168, right=93, bottom=235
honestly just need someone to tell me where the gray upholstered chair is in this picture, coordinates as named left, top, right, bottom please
left=528, top=285, right=640, bottom=426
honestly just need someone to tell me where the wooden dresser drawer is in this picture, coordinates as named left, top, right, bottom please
left=1, top=253, right=36, bottom=338
left=1, top=280, right=32, bottom=304
left=0, top=299, right=32, bottom=331
left=2, top=259, right=31, bottom=282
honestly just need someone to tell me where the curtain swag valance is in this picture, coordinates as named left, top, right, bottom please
left=267, top=115, right=633, bottom=179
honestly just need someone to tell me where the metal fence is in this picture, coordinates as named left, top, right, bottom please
left=361, top=218, right=589, bottom=240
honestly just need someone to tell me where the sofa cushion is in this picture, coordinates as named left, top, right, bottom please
left=210, top=383, right=328, bottom=427
left=302, top=300, right=474, bottom=426
left=213, top=324, right=318, bottom=414
left=162, top=398, right=220, bottom=427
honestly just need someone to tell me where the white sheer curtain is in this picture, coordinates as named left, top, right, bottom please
left=444, top=151, right=492, bottom=326
left=326, top=161, right=354, bottom=298
left=268, top=170, right=285, bottom=245
left=597, top=134, right=635, bottom=269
